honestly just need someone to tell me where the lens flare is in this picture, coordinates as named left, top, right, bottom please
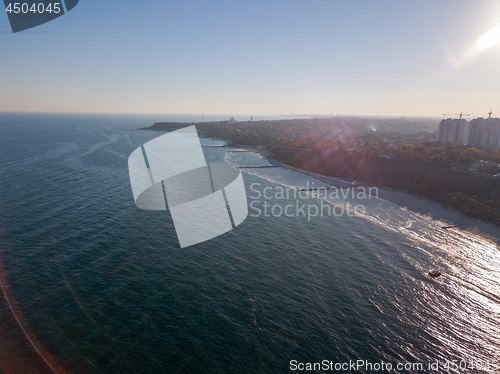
left=0, top=253, right=71, bottom=374
left=477, top=24, right=500, bottom=49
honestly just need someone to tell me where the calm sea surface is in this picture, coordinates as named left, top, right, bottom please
left=0, top=113, right=499, bottom=373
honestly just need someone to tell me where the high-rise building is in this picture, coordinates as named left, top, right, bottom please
left=467, top=118, right=500, bottom=149
left=437, top=116, right=500, bottom=149
left=437, top=118, right=468, bottom=145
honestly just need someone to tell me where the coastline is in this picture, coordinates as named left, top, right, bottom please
left=143, top=132, right=500, bottom=246
left=237, top=145, right=500, bottom=246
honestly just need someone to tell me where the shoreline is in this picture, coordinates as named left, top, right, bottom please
left=153, top=134, right=500, bottom=245
left=236, top=146, right=500, bottom=246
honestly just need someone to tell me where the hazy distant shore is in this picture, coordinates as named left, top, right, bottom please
left=238, top=145, right=500, bottom=246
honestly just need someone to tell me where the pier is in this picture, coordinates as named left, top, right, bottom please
left=237, top=165, right=282, bottom=169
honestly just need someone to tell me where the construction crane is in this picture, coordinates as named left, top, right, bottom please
left=440, top=111, right=471, bottom=119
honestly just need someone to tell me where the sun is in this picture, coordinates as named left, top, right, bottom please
left=477, top=24, right=500, bottom=49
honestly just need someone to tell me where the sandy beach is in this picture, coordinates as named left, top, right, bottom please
left=237, top=146, right=500, bottom=246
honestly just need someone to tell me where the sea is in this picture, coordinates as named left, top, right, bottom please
left=0, top=113, right=499, bottom=374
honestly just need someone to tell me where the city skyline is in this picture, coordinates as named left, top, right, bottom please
left=1, top=0, right=500, bottom=117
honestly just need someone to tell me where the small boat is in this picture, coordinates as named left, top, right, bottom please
left=442, top=224, right=460, bottom=229
left=429, top=270, right=441, bottom=277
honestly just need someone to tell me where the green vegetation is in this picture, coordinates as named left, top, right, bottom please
left=144, top=116, right=439, bottom=150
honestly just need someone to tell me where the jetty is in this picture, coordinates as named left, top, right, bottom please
left=237, top=165, right=281, bottom=169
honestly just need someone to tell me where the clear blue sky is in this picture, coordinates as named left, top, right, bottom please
left=1, top=0, right=500, bottom=117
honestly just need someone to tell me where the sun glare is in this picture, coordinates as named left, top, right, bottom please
left=477, top=24, right=500, bottom=49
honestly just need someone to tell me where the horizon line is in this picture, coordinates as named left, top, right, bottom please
left=0, top=110, right=444, bottom=119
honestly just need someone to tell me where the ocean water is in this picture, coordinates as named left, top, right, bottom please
left=0, top=113, right=499, bottom=374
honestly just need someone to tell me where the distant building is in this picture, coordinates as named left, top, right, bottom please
left=437, top=116, right=500, bottom=149
left=437, top=118, right=468, bottom=145
left=467, top=118, right=500, bottom=149
left=470, top=160, right=497, bottom=172
left=228, top=117, right=237, bottom=123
